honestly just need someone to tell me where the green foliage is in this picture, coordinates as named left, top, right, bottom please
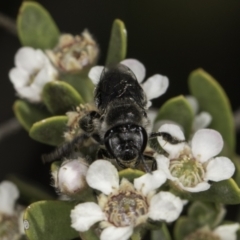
left=119, top=168, right=144, bottom=181
left=188, top=202, right=224, bottom=228
left=150, top=224, right=172, bottom=240
left=189, top=69, right=235, bottom=153
left=17, top=1, right=60, bottom=49
left=60, top=72, right=94, bottom=103
left=174, top=201, right=226, bottom=240
left=29, top=116, right=68, bottom=146
left=173, top=178, right=240, bottom=204
left=174, top=217, right=200, bottom=240
left=155, top=95, right=194, bottom=139
left=42, top=81, right=84, bottom=115
left=13, top=100, right=50, bottom=131
left=24, top=201, right=78, bottom=240
left=105, top=19, right=127, bottom=66
left=7, top=175, right=54, bottom=203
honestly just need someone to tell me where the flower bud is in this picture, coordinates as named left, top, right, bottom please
left=46, top=30, right=99, bottom=73
left=52, top=158, right=89, bottom=198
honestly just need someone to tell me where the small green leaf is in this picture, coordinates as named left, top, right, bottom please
left=13, top=100, right=50, bottom=131
left=174, top=178, right=240, bottom=204
left=79, top=229, right=100, bottom=240
left=42, top=81, right=84, bottom=114
left=17, top=1, right=59, bottom=49
left=7, top=175, right=54, bottom=203
left=150, top=223, right=172, bottom=240
left=189, top=69, right=235, bottom=152
left=155, top=95, right=194, bottom=139
left=61, top=72, right=94, bottom=103
left=174, top=217, right=199, bottom=240
left=105, top=19, right=127, bottom=66
left=119, top=168, right=144, bottom=181
left=24, top=200, right=78, bottom=240
left=29, top=116, right=68, bottom=146
left=188, top=202, right=225, bottom=228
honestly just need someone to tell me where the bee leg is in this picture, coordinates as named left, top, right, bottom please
left=79, top=111, right=100, bottom=134
left=139, top=154, right=152, bottom=173
left=149, top=131, right=186, bottom=144
left=42, top=134, right=89, bottom=164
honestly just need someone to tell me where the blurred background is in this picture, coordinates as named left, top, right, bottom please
left=0, top=0, right=240, bottom=194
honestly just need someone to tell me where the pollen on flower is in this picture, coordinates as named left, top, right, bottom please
left=169, top=154, right=205, bottom=188
left=185, top=229, right=220, bottom=240
left=104, top=190, right=148, bottom=227
left=46, top=30, right=99, bottom=73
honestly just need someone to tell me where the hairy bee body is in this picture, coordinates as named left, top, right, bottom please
left=43, top=64, right=182, bottom=172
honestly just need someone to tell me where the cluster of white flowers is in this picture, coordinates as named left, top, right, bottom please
left=9, top=41, right=237, bottom=240
left=70, top=160, right=184, bottom=240
left=9, top=30, right=99, bottom=103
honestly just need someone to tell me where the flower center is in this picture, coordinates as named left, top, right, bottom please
left=185, top=230, right=220, bottom=240
left=28, top=70, right=40, bottom=86
left=104, top=191, right=148, bottom=227
left=169, top=154, right=205, bottom=188
left=0, top=213, right=21, bottom=239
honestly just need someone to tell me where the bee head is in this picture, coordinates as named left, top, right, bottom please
left=104, top=124, right=148, bottom=164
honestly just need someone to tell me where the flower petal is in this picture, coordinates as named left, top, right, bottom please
left=155, top=154, right=174, bottom=180
left=185, top=95, right=199, bottom=115
left=86, top=160, right=119, bottom=195
left=71, top=202, right=106, bottom=232
left=179, top=181, right=210, bottom=192
left=9, top=68, right=29, bottom=88
left=148, top=191, right=183, bottom=222
left=142, top=74, right=169, bottom=100
left=157, top=124, right=186, bottom=158
left=0, top=181, right=19, bottom=215
left=17, top=86, right=42, bottom=102
left=15, top=47, right=45, bottom=73
left=134, top=169, right=167, bottom=196
left=214, top=223, right=239, bottom=240
left=193, top=112, right=212, bottom=132
left=191, top=129, right=223, bottom=163
left=205, top=157, right=235, bottom=182
left=100, top=225, right=133, bottom=240
left=88, top=66, right=104, bottom=85
left=120, top=59, right=146, bottom=83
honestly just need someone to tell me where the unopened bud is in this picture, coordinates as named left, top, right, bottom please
left=52, top=158, right=89, bottom=198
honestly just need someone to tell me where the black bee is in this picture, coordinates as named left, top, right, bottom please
left=42, top=64, right=183, bottom=172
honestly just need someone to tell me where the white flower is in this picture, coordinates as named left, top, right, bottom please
left=46, top=30, right=99, bottom=73
left=213, top=223, right=240, bottom=240
left=185, top=223, right=240, bottom=240
left=71, top=160, right=183, bottom=240
left=156, top=124, right=235, bottom=192
left=52, top=158, right=89, bottom=197
left=9, top=47, right=58, bottom=102
left=88, top=59, right=169, bottom=108
left=186, top=95, right=212, bottom=132
left=0, top=180, right=19, bottom=215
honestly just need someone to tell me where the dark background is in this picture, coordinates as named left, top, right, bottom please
left=0, top=0, right=240, bottom=193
